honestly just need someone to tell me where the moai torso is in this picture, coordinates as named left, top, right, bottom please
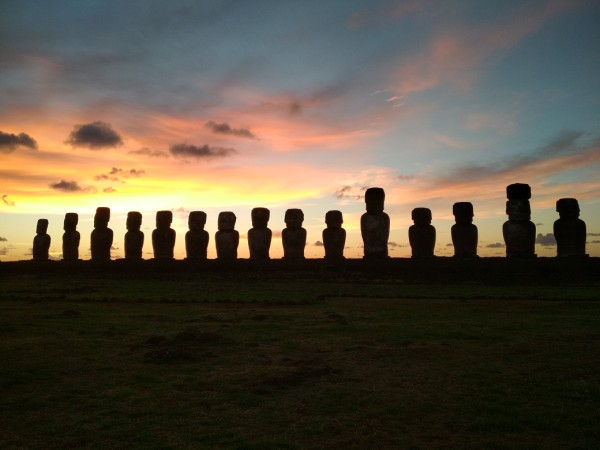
left=248, top=207, right=272, bottom=260
left=91, top=207, right=113, bottom=261
left=323, top=210, right=345, bottom=260
left=503, top=184, right=536, bottom=258
left=361, top=187, right=390, bottom=259
left=451, top=202, right=477, bottom=258
left=554, top=198, right=587, bottom=257
left=186, top=211, right=209, bottom=259
left=33, top=219, right=51, bottom=261
left=409, top=208, right=435, bottom=257
left=215, top=212, right=239, bottom=259
left=152, top=211, right=175, bottom=259
left=125, top=211, right=144, bottom=260
left=62, top=213, right=80, bottom=261
left=282, top=208, right=306, bottom=259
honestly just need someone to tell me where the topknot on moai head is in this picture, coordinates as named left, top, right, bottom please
left=156, top=210, right=173, bottom=228
left=251, top=207, right=270, bottom=228
left=36, top=218, right=49, bottom=234
left=94, top=207, right=111, bottom=228
left=285, top=208, right=304, bottom=228
left=453, top=202, right=473, bottom=223
left=412, top=207, right=432, bottom=225
left=364, top=187, right=385, bottom=214
left=325, top=210, right=343, bottom=228
left=506, top=183, right=531, bottom=200
left=218, top=211, right=236, bottom=231
left=556, top=198, right=580, bottom=218
left=127, top=211, right=142, bottom=230
left=188, top=211, right=207, bottom=230
left=64, top=212, right=78, bottom=230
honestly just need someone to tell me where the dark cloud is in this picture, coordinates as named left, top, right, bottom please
left=66, top=121, right=123, bottom=149
left=591, top=240, right=600, bottom=244
left=0, top=131, right=38, bottom=153
left=388, top=242, right=406, bottom=248
left=170, top=143, right=236, bottom=160
left=486, top=242, right=505, bottom=248
left=536, top=233, right=557, bottom=246
left=446, top=243, right=453, bottom=247
left=103, top=187, right=117, bottom=193
left=2, top=195, right=16, bottom=207
left=588, top=232, right=600, bottom=237
left=0, top=236, right=7, bottom=242
left=49, top=180, right=95, bottom=193
left=205, top=121, right=256, bottom=139
left=128, top=148, right=170, bottom=158
left=313, top=241, right=324, bottom=247
left=95, top=167, right=145, bottom=182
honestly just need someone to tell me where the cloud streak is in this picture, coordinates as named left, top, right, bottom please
left=49, top=180, right=96, bottom=193
left=205, top=121, right=256, bottom=139
left=170, top=143, right=237, bottom=160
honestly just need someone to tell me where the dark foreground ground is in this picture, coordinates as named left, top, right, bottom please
left=1, top=259, right=599, bottom=449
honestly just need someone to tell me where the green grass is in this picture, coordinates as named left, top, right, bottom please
left=1, top=275, right=599, bottom=448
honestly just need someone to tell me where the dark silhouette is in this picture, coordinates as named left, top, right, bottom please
left=323, top=210, right=346, bottom=260
left=215, top=212, right=239, bottom=259
left=248, top=207, right=272, bottom=260
left=33, top=219, right=50, bottom=261
left=409, top=208, right=435, bottom=257
left=451, top=202, right=478, bottom=258
left=503, top=184, right=536, bottom=258
left=361, top=187, right=390, bottom=259
left=125, top=211, right=144, bottom=260
left=152, top=211, right=176, bottom=259
left=554, top=198, right=587, bottom=257
left=186, top=211, right=209, bottom=260
left=91, top=207, right=113, bottom=261
left=282, top=209, right=306, bottom=259
left=62, top=213, right=80, bottom=261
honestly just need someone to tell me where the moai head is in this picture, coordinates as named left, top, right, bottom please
left=36, top=218, right=49, bottom=235
left=365, top=187, right=385, bottom=214
left=325, top=210, right=343, bottom=228
left=218, top=211, right=236, bottom=231
left=506, top=183, right=531, bottom=200
left=156, top=210, right=173, bottom=229
left=285, top=209, right=304, bottom=229
left=251, top=207, right=270, bottom=229
left=453, top=202, right=473, bottom=225
left=556, top=198, right=580, bottom=219
left=506, top=200, right=531, bottom=222
left=94, top=207, right=110, bottom=229
left=412, top=208, right=432, bottom=225
left=188, top=211, right=207, bottom=231
left=64, top=213, right=78, bottom=231
left=127, top=211, right=142, bottom=231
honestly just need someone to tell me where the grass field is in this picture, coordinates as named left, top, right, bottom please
left=1, top=275, right=599, bottom=449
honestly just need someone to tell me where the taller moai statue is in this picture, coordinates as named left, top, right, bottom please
left=152, top=210, right=176, bottom=259
left=215, top=211, right=239, bottom=260
left=282, top=208, right=306, bottom=259
left=62, top=213, right=80, bottom=261
left=503, top=183, right=536, bottom=258
left=248, top=207, right=272, bottom=260
left=361, top=187, right=390, bottom=259
left=125, top=211, right=144, bottom=260
left=554, top=198, right=587, bottom=257
left=409, top=208, right=436, bottom=257
left=451, top=202, right=478, bottom=258
left=91, top=207, right=113, bottom=261
left=33, top=218, right=51, bottom=261
left=323, top=210, right=345, bottom=260
left=186, top=211, right=209, bottom=260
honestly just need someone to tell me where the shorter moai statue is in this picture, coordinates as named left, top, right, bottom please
left=125, top=211, right=144, bottom=260
left=186, top=211, right=209, bottom=259
left=361, top=187, right=390, bottom=259
left=62, top=213, right=80, bottom=261
left=248, top=207, right=272, bottom=260
left=554, top=198, right=587, bottom=257
left=409, top=208, right=436, bottom=257
left=152, top=210, right=176, bottom=259
left=33, top=219, right=51, bottom=261
left=91, top=207, right=113, bottom=261
left=215, top=211, right=239, bottom=260
left=451, top=202, right=477, bottom=258
left=323, top=210, right=346, bottom=260
left=503, top=183, right=536, bottom=258
left=282, top=208, right=306, bottom=259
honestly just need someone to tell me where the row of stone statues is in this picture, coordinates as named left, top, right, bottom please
left=29, top=184, right=587, bottom=261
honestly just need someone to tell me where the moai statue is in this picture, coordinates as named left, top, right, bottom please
left=152, top=210, right=176, bottom=259
left=215, top=211, right=239, bottom=259
left=409, top=208, right=436, bottom=257
left=451, top=202, right=478, bottom=258
left=125, top=211, right=144, bottom=260
left=62, top=213, right=80, bottom=261
left=32, top=219, right=51, bottom=261
left=323, top=210, right=346, bottom=260
left=503, top=183, right=536, bottom=258
left=554, top=198, right=587, bottom=257
left=282, top=208, right=307, bottom=259
left=185, top=211, right=209, bottom=259
left=361, top=187, right=390, bottom=259
left=91, top=207, right=113, bottom=261
left=248, top=207, right=272, bottom=260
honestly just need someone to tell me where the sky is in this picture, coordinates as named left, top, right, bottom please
left=1, top=0, right=600, bottom=261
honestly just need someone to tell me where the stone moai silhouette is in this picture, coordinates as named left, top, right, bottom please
left=62, top=213, right=80, bottom=261
left=91, top=207, right=113, bottom=261
left=125, top=211, right=144, bottom=260
left=282, top=208, right=307, bottom=259
left=554, top=198, right=587, bottom=257
left=451, top=202, right=478, bottom=258
left=409, top=208, right=436, bottom=257
left=248, top=207, right=272, bottom=260
left=323, top=210, right=346, bottom=260
left=503, top=183, right=536, bottom=258
left=152, top=210, right=176, bottom=259
left=186, top=211, right=209, bottom=259
left=361, top=187, right=390, bottom=259
left=33, top=218, right=51, bottom=261
left=216, top=211, right=239, bottom=259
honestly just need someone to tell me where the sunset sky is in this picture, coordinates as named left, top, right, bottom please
left=1, top=0, right=600, bottom=260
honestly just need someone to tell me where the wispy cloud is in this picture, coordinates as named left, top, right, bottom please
left=49, top=180, right=96, bottom=193
left=170, top=143, right=237, bottom=160
left=128, top=148, right=170, bottom=158
left=66, top=121, right=123, bottom=149
left=205, top=121, right=256, bottom=139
